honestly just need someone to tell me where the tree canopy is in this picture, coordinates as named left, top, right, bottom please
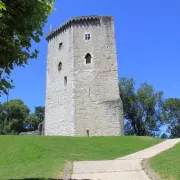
left=35, top=106, right=45, bottom=121
left=0, top=99, right=44, bottom=134
left=163, top=98, right=180, bottom=138
left=0, top=0, right=55, bottom=96
left=0, top=1, right=5, bottom=16
left=119, top=77, right=165, bottom=136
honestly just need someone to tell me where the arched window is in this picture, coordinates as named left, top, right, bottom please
left=58, top=62, right=62, bottom=71
left=85, top=53, right=92, bottom=64
left=64, top=76, right=67, bottom=86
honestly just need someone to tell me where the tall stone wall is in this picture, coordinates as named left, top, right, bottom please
left=73, top=16, right=124, bottom=136
left=45, top=27, right=75, bottom=136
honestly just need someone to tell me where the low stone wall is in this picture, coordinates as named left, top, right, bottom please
left=19, top=121, right=45, bottom=136
left=19, top=130, right=41, bottom=136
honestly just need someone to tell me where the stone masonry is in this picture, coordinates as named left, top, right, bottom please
left=45, top=15, right=124, bottom=136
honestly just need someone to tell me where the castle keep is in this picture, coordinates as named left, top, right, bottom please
left=45, top=16, right=124, bottom=136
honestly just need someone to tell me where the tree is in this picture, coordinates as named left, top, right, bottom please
left=161, top=133, right=169, bottom=139
left=0, top=0, right=55, bottom=96
left=34, top=106, right=45, bottom=121
left=0, top=102, right=5, bottom=134
left=163, top=98, right=180, bottom=138
left=24, top=106, right=45, bottom=132
left=0, top=99, right=30, bottom=134
left=24, top=114, right=39, bottom=131
left=119, top=77, right=165, bottom=136
left=0, top=0, right=6, bottom=17
left=0, top=99, right=45, bottom=134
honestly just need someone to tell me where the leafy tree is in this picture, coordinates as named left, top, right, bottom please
left=119, top=77, right=165, bottom=136
left=170, top=125, right=180, bottom=138
left=0, top=99, right=30, bottom=134
left=0, top=0, right=6, bottom=17
left=24, top=106, right=45, bottom=132
left=35, top=106, right=45, bottom=121
left=24, top=114, right=39, bottom=131
left=0, top=102, right=5, bottom=134
left=161, top=133, right=169, bottom=139
left=0, top=0, right=55, bottom=96
left=0, top=99, right=45, bottom=134
left=163, top=98, right=180, bottom=138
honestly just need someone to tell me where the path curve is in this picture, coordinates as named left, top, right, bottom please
left=71, top=138, right=180, bottom=180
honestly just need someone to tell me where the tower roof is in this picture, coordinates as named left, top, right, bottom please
left=46, top=15, right=112, bottom=40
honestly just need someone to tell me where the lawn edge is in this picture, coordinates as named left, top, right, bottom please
left=142, top=159, right=161, bottom=180
left=61, top=161, right=73, bottom=180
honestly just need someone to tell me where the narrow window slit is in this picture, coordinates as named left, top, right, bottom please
left=58, top=62, right=62, bottom=71
left=59, top=42, right=63, bottom=50
left=64, top=76, right=67, bottom=86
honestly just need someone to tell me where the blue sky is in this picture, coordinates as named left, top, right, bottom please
left=1, top=0, right=180, bottom=112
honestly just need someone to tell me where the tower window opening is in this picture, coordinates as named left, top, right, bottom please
left=58, top=62, right=62, bottom=71
left=59, top=42, right=63, bottom=50
left=85, top=53, right=92, bottom=64
left=85, top=33, right=91, bottom=40
left=64, top=76, right=67, bottom=86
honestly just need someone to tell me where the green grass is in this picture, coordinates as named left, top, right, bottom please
left=0, top=135, right=162, bottom=180
left=149, top=142, right=180, bottom=180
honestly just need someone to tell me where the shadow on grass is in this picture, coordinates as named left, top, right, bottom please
left=9, top=179, right=62, bottom=180
left=9, top=179, right=59, bottom=180
left=9, top=179, right=90, bottom=180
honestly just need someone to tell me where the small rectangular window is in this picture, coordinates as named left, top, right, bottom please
left=85, top=33, right=91, bottom=40
left=85, top=34, right=88, bottom=40
left=88, top=34, right=90, bottom=40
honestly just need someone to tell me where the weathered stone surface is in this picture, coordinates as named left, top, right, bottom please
left=45, top=16, right=124, bottom=136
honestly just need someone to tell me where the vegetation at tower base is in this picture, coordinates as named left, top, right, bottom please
left=0, top=0, right=55, bottom=96
left=149, top=143, right=180, bottom=180
left=0, top=99, right=44, bottom=134
left=0, top=135, right=162, bottom=179
left=119, top=77, right=166, bottom=137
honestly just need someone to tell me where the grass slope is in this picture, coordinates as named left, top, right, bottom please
left=149, top=142, right=180, bottom=180
left=0, top=135, right=162, bottom=179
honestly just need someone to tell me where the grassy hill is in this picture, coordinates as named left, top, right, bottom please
left=149, top=142, right=180, bottom=180
left=0, top=135, right=162, bottom=179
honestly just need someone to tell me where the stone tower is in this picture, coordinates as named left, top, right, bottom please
left=45, top=15, right=124, bottom=136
